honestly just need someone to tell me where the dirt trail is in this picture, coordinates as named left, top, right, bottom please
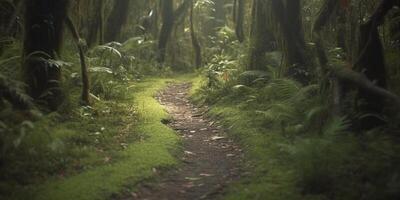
left=122, top=82, right=243, bottom=200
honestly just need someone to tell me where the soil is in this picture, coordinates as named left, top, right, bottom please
left=119, top=82, right=243, bottom=200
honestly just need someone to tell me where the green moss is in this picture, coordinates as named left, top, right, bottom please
left=8, top=75, right=197, bottom=200
left=189, top=76, right=324, bottom=200
left=192, top=74, right=400, bottom=200
left=206, top=106, right=304, bottom=200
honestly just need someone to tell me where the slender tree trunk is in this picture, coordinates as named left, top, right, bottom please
left=190, top=0, right=202, bottom=67
left=337, top=9, right=347, bottom=52
left=65, top=17, right=90, bottom=105
left=23, top=0, right=70, bottom=110
left=157, top=0, right=174, bottom=64
left=235, top=0, right=245, bottom=42
left=104, top=0, right=130, bottom=43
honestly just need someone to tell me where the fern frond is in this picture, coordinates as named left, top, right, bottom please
left=269, top=78, right=300, bottom=100
left=0, top=74, right=33, bottom=109
left=257, top=102, right=297, bottom=123
left=322, top=116, right=351, bottom=136
left=292, top=84, right=319, bottom=102
left=91, top=45, right=122, bottom=58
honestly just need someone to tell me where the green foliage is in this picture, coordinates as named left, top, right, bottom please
left=194, top=72, right=400, bottom=199
left=0, top=75, right=200, bottom=200
left=0, top=74, right=33, bottom=109
left=83, top=37, right=170, bottom=100
left=193, top=36, right=400, bottom=199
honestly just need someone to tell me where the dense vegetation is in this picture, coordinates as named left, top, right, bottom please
left=1, top=0, right=400, bottom=199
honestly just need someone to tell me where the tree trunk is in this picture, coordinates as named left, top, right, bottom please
left=157, top=0, right=174, bottom=64
left=337, top=9, right=347, bottom=52
left=104, top=0, right=130, bottom=43
left=65, top=16, right=90, bottom=105
left=0, top=0, right=19, bottom=55
left=313, top=0, right=400, bottom=129
left=190, top=0, right=202, bottom=68
left=157, top=0, right=192, bottom=64
left=354, top=0, right=396, bottom=129
left=248, top=0, right=274, bottom=70
left=234, top=0, right=245, bottom=42
left=271, top=0, right=310, bottom=84
left=23, top=0, right=70, bottom=110
left=87, top=0, right=104, bottom=47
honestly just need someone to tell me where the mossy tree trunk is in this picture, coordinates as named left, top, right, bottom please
left=23, top=0, right=70, bottom=110
left=271, top=0, right=310, bottom=84
left=248, top=0, right=274, bottom=70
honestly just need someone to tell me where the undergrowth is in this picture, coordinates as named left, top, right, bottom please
left=193, top=74, right=400, bottom=200
left=0, top=35, right=187, bottom=200
left=191, top=32, right=400, bottom=199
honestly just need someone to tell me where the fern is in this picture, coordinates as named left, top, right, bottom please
left=322, top=116, right=351, bottom=136
left=0, top=74, right=33, bottom=109
left=268, top=78, right=300, bottom=100
left=256, top=102, right=297, bottom=123
left=91, top=45, right=122, bottom=59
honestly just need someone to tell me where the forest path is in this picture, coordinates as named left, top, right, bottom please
left=124, top=82, right=243, bottom=200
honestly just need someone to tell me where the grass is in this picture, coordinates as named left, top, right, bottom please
left=191, top=75, right=400, bottom=200
left=3, top=74, right=197, bottom=200
left=203, top=106, right=303, bottom=200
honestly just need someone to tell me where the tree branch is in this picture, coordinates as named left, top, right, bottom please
left=313, top=0, right=400, bottom=107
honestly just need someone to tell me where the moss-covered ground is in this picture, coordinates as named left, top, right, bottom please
left=3, top=74, right=198, bottom=200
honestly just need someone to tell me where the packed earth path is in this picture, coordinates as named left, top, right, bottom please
left=121, top=82, right=244, bottom=200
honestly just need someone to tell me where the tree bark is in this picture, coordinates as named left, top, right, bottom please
left=157, top=0, right=192, bottom=64
left=23, top=0, right=70, bottom=110
left=248, top=0, right=274, bottom=70
left=157, top=0, right=174, bottom=63
left=234, top=0, right=245, bottom=42
left=0, top=0, right=19, bottom=55
left=271, top=0, right=309, bottom=84
left=87, top=0, right=104, bottom=47
left=104, top=0, right=130, bottom=43
left=354, top=0, right=396, bottom=129
left=313, top=0, right=400, bottom=126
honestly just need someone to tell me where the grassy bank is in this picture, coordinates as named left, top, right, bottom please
left=191, top=75, right=400, bottom=200
left=3, top=75, right=195, bottom=200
